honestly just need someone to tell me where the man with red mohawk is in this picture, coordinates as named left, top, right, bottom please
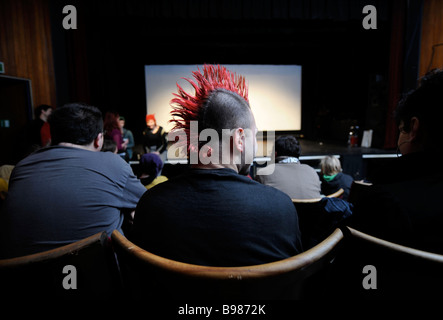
left=131, top=65, right=302, bottom=267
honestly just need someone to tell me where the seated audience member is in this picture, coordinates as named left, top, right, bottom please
left=349, top=69, right=443, bottom=253
left=102, top=138, right=118, bottom=153
left=255, top=135, right=322, bottom=199
left=142, top=114, right=168, bottom=155
left=319, top=155, right=353, bottom=200
left=0, top=103, right=147, bottom=258
left=142, top=114, right=168, bottom=166
left=131, top=65, right=303, bottom=267
left=0, top=164, right=14, bottom=183
left=138, top=153, right=168, bottom=190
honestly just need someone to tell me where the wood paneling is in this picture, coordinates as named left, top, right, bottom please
left=0, top=0, right=56, bottom=109
left=419, top=0, right=443, bottom=77
left=384, top=0, right=405, bottom=149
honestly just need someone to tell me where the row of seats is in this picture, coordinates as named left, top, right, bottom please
left=1, top=222, right=443, bottom=300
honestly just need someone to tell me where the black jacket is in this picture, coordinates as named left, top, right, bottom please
left=320, top=172, right=354, bottom=200
left=131, top=168, right=303, bottom=267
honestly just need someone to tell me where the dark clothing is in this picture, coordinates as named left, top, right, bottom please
left=295, top=197, right=353, bottom=249
left=25, top=118, right=46, bottom=151
left=369, top=151, right=431, bottom=184
left=142, top=126, right=167, bottom=154
left=106, top=128, right=125, bottom=153
left=349, top=152, right=443, bottom=254
left=131, top=168, right=303, bottom=267
left=320, top=172, right=354, bottom=200
left=0, top=146, right=147, bottom=258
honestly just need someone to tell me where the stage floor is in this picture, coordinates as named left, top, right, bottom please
left=297, top=139, right=396, bottom=157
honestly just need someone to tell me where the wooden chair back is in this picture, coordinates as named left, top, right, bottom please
left=329, top=227, right=443, bottom=299
left=347, top=180, right=372, bottom=204
left=111, top=228, right=344, bottom=299
left=292, top=188, right=349, bottom=249
left=0, top=232, right=122, bottom=299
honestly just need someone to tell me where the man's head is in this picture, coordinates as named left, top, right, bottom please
left=395, top=69, right=443, bottom=155
left=34, top=104, right=53, bottom=122
left=48, top=103, right=104, bottom=151
left=170, top=65, right=257, bottom=174
left=274, top=135, right=301, bottom=158
left=118, top=116, right=126, bottom=129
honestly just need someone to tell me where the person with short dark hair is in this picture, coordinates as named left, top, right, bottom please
left=350, top=69, right=443, bottom=253
left=101, top=138, right=118, bottom=153
left=274, top=134, right=302, bottom=158
left=0, top=103, right=147, bottom=258
left=255, top=135, right=322, bottom=199
left=394, top=69, right=443, bottom=157
left=131, top=65, right=302, bottom=267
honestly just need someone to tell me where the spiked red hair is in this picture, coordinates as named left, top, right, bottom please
left=170, top=64, right=249, bottom=154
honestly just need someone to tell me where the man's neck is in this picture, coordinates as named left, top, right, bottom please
left=191, top=163, right=239, bottom=173
left=58, top=142, right=98, bottom=152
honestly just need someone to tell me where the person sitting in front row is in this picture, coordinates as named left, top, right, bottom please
left=102, top=138, right=118, bottom=153
left=138, top=153, right=168, bottom=190
left=255, top=135, right=322, bottom=199
left=131, top=65, right=303, bottom=267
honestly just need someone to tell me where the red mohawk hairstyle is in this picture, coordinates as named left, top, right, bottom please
left=169, top=64, right=249, bottom=154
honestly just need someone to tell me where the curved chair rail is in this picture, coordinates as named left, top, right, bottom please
left=111, top=228, right=344, bottom=280
left=0, top=232, right=107, bottom=269
left=346, top=227, right=443, bottom=264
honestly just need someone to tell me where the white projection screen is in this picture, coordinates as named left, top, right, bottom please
left=144, top=64, right=302, bottom=132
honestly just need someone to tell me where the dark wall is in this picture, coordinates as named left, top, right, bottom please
left=49, top=0, right=401, bottom=147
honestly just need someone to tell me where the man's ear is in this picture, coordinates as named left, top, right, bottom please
left=233, top=128, right=245, bottom=152
left=94, top=132, right=104, bottom=151
left=409, top=117, right=420, bottom=142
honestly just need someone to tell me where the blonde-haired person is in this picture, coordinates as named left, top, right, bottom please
left=319, top=155, right=353, bottom=200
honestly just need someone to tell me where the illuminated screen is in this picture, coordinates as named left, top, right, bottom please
left=144, top=64, right=302, bottom=132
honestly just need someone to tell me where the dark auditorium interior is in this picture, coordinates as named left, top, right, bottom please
left=2, top=0, right=443, bottom=303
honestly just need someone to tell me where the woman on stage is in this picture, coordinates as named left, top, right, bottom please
left=142, top=114, right=167, bottom=162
